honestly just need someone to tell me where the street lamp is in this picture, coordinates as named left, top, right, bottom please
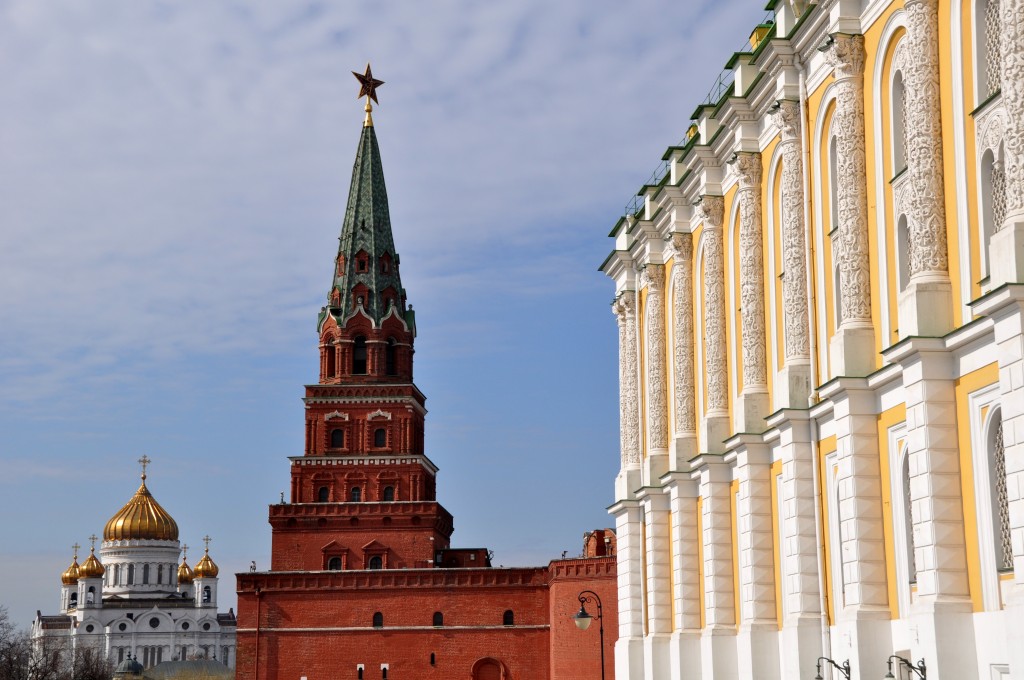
left=573, top=590, right=605, bottom=680
left=883, top=655, right=926, bottom=679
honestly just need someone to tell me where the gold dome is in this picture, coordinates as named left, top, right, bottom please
left=79, top=547, right=105, bottom=579
left=61, top=548, right=80, bottom=586
left=177, top=548, right=194, bottom=585
left=193, top=549, right=219, bottom=579
left=103, top=473, right=179, bottom=542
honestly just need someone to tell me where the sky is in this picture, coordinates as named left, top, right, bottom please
left=0, top=0, right=766, bottom=628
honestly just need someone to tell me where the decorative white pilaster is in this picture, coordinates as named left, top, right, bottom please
left=774, top=100, right=812, bottom=408
left=769, top=411, right=823, bottom=679
left=728, top=435, right=780, bottom=680
left=884, top=338, right=974, bottom=680
left=898, top=0, right=953, bottom=337
left=615, top=293, right=642, bottom=500
left=820, top=378, right=892, bottom=676
left=643, top=264, right=670, bottom=484
left=669, top=233, right=698, bottom=469
left=698, top=196, right=731, bottom=454
left=611, top=499, right=647, bottom=680
left=638, top=487, right=672, bottom=678
left=990, top=0, right=1024, bottom=285
left=664, top=472, right=703, bottom=680
left=826, top=34, right=876, bottom=377
left=734, top=153, right=770, bottom=432
left=695, top=455, right=738, bottom=680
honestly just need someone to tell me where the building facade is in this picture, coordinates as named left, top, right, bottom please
left=235, top=91, right=617, bottom=680
left=31, top=465, right=236, bottom=671
left=601, top=0, right=1024, bottom=678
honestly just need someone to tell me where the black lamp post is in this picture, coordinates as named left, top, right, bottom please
left=884, top=655, right=926, bottom=679
left=815, top=656, right=851, bottom=680
left=573, top=590, right=605, bottom=680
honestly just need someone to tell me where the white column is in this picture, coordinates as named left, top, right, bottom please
left=615, top=293, right=642, bottom=500
left=898, top=0, right=953, bottom=336
left=665, top=472, right=703, bottom=680
left=730, top=435, right=779, bottom=680
left=825, top=34, right=876, bottom=377
left=643, top=263, right=670, bottom=483
left=638, top=487, right=672, bottom=678
left=669, top=233, right=698, bottom=469
left=734, top=153, right=770, bottom=432
left=696, top=456, right=738, bottom=680
left=885, top=338, right=974, bottom=680
left=611, top=499, right=646, bottom=680
left=698, top=196, right=731, bottom=454
left=772, top=412, right=823, bottom=679
left=774, top=100, right=812, bottom=408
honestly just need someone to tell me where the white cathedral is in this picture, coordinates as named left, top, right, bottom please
left=31, top=459, right=236, bottom=670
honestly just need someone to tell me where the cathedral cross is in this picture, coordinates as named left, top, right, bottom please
left=72, top=542, right=80, bottom=559
left=203, top=535, right=212, bottom=552
left=138, top=455, right=151, bottom=479
left=182, top=543, right=189, bottom=560
left=88, top=534, right=98, bottom=551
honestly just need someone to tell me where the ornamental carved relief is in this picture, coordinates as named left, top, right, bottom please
left=774, top=100, right=810, bottom=360
left=699, top=196, right=728, bottom=413
left=1000, top=0, right=1024, bottom=223
left=641, top=264, right=669, bottom=450
left=614, top=293, right=641, bottom=467
left=669, top=233, right=696, bottom=434
left=827, top=34, right=872, bottom=323
left=735, top=152, right=768, bottom=388
left=903, top=0, right=949, bottom=276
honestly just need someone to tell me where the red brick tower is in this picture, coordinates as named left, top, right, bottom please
left=270, top=100, right=453, bottom=574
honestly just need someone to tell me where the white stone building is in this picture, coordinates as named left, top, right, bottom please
left=600, top=0, right=1024, bottom=678
left=31, top=463, right=236, bottom=670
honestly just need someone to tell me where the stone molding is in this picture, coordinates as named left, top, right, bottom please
left=615, top=293, right=642, bottom=468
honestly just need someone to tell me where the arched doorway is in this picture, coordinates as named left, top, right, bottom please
left=472, top=658, right=504, bottom=680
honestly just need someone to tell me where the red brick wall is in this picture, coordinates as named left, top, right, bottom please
left=548, top=558, right=617, bottom=680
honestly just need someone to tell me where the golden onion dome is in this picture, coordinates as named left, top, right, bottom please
left=103, top=472, right=179, bottom=542
left=177, top=551, right=194, bottom=585
left=193, top=549, right=219, bottom=579
left=61, top=550, right=80, bottom=586
left=79, top=547, right=105, bottom=579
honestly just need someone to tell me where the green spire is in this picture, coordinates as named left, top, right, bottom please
left=327, top=124, right=406, bottom=326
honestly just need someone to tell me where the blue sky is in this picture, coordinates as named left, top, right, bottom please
left=0, top=0, right=765, bottom=627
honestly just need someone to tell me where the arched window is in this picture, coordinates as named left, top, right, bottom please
left=203, top=586, right=211, bottom=603
left=891, top=70, right=907, bottom=174
left=369, top=556, right=383, bottom=570
left=901, top=449, right=917, bottom=583
left=374, top=428, right=386, bottom=448
left=432, top=611, right=443, bottom=627
left=981, top=147, right=1006, bottom=278
left=331, top=428, right=345, bottom=448
left=386, top=338, right=397, bottom=376
left=69, top=592, right=78, bottom=606
left=143, top=564, right=150, bottom=585
left=991, top=413, right=1013, bottom=570
left=318, top=486, right=330, bottom=502
left=86, top=586, right=95, bottom=604
left=897, top=215, right=910, bottom=292
left=127, top=564, right=135, bottom=585
left=351, top=486, right=362, bottom=502
left=327, top=557, right=342, bottom=571
left=325, top=343, right=336, bottom=378
left=502, top=610, right=514, bottom=626
left=352, top=336, right=367, bottom=374
left=158, top=564, right=164, bottom=585
left=114, top=564, right=120, bottom=586
left=829, top=136, right=840, bottom=230
left=383, top=486, right=395, bottom=502
left=372, top=612, right=384, bottom=628
left=430, top=653, right=436, bottom=666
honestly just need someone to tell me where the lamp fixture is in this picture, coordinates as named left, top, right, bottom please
left=573, top=590, right=605, bottom=680
left=814, top=656, right=851, bottom=680
left=817, top=34, right=835, bottom=53
left=884, top=656, right=926, bottom=680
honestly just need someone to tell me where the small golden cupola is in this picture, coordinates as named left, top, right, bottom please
left=61, top=543, right=81, bottom=585
left=177, top=544, right=195, bottom=585
left=103, top=456, right=179, bottom=542
left=79, top=537, right=105, bottom=579
left=193, top=536, right=219, bottom=578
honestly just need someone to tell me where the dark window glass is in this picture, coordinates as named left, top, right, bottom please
left=327, top=557, right=342, bottom=571
left=374, top=428, right=386, bottom=447
left=351, top=487, right=362, bottom=502
left=503, top=610, right=514, bottom=626
left=385, top=338, right=397, bottom=376
left=317, top=487, right=329, bottom=502
left=369, top=556, right=383, bottom=570
left=372, top=612, right=383, bottom=628
left=353, top=337, right=367, bottom=374
left=331, top=428, right=345, bottom=448
left=432, top=612, right=443, bottom=627
left=383, top=486, right=395, bottom=502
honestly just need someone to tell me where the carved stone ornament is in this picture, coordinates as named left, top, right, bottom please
left=735, top=152, right=768, bottom=388
left=903, top=0, right=949, bottom=276
left=367, top=409, right=392, bottom=420
left=669, top=234, right=697, bottom=434
left=641, top=264, right=669, bottom=450
left=702, top=221, right=729, bottom=413
left=696, top=194, right=725, bottom=229
left=325, top=411, right=350, bottom=421
left=827, top=33, right=872, bottom=323
left=614, top=293, right=641, bottom=467
left=1001, top=0, right=1024, bottom=223
left=775, top=100, right=810, bottom=359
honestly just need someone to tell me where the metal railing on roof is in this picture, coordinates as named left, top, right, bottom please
left=619, top=11, right=776, bottom=219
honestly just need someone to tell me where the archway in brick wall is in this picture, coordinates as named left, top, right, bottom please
left=471, top=657, right=504, bottom=680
